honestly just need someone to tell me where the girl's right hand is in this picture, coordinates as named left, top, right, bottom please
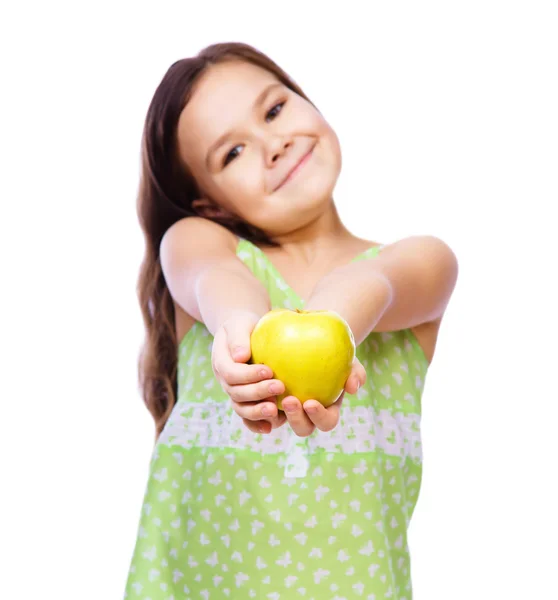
left=211, top=311, right=287, bottom=434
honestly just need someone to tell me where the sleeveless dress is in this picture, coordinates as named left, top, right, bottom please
left=124, top=238, right=429, bottom=600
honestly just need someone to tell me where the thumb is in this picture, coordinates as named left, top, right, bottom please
left=344, top=358, right=366, bottom=394
left=223, top=317, right=255, bottom=363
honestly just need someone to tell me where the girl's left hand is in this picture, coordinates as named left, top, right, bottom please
left=282, top=358, right=367, bottom=437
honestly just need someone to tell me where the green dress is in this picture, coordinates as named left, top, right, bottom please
left=124, top=237, right=429, bottom=600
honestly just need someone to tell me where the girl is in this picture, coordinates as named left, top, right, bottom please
left=125, top=42, right=458, bottom=599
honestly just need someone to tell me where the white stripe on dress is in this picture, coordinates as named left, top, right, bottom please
left=158, top=401, right=422, bottom=465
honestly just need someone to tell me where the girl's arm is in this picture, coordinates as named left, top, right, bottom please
left=160, top=216, right=271, bottom=336
left=161, top=217, right=289, bottom=434
left=304, top=235, right=459, bottom=346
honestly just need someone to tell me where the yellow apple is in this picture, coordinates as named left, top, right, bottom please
left=250, top=308, right=355, bottom=410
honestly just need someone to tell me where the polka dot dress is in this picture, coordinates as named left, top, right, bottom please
left=124, top=238, right=429, bottom=599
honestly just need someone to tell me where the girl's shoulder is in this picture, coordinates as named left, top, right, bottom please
left=163, top=216, right=238, bottom=253
left=162, top=217, right=242, bottom=347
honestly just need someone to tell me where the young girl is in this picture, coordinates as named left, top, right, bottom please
left=125, top=42, right=458, bottom=599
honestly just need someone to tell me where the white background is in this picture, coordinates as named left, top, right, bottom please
left=1, top=1, right=557, bottom=598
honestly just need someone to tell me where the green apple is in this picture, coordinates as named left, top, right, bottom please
left=250, top=308, right=355, bottom=410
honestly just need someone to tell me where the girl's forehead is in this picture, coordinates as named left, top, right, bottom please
left=185, top=61, right=280, bottom=124
left=177, top=61, right=282, bottom=166
left=198, top=60, right=278, bottom=96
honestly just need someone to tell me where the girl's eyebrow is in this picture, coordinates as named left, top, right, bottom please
left=205, top=81, right=284, bottom=168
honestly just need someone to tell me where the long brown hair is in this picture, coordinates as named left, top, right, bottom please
left=136, top=42, right=315, bottom=442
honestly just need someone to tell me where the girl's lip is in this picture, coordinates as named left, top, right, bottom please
left=275, top=147, right=314, bottom=190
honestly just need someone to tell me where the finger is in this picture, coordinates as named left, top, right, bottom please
left=240, top=404, right=287, bottom=433
left=269, top=412, right=287, bottom=429
left=303, top=395, right=343, bottom=432
left=227, top=379, right=285, bottom=404
left=355, top=359, right=367, bottom=387
left=344, top=359, right=366, bottom=394
left=343, top=373, right=359, bottom=395
left=282, top=396, right=315, bottom=438
left=213, top=332, right=274, bottom=385
left=223, top=317, right=257, bottom=363
left=232, top=398, right=279, bottom=421
left=218, top=363, right=275, bottom=387
left=241, top=409, right=287, bottom=433
left=242, top=418, right=272, bottom=434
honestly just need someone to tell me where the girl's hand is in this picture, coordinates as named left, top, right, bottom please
left=212, top=311, right=287, bottom=434
left=281, top=358, right=366, bottom=437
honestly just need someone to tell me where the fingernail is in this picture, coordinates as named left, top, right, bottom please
left=305, top=405, right=318, bottom=414
left=284, top=402, right=296, bottom=413
left=233, top=347, right=245, bottom=359
left=269, top=382, right=280, bottom=394
left=261, top=405, right=271, bottom=417
left=260, top=369, right=270, bottom=379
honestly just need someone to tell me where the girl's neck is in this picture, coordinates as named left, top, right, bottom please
left=268, top=200, right=358, bottom=262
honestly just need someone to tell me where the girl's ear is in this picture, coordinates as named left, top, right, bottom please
left=191, top=198, right=230, bottom=219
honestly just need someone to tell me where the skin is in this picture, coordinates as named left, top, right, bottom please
left=173, top=60, right=457, bottom=438
left=177, top=59, right=356, bottom=252
left=176, top=59, right=365, bottom=437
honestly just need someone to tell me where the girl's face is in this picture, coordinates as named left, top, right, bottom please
left=176, top=60, right=342, bottom=237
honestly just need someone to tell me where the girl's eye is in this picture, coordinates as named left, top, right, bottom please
left=222, top=101, right=286, bottom=168
left=223, top=146, right=241, bottom=167
left=265, top=101, right=285, bottom=123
